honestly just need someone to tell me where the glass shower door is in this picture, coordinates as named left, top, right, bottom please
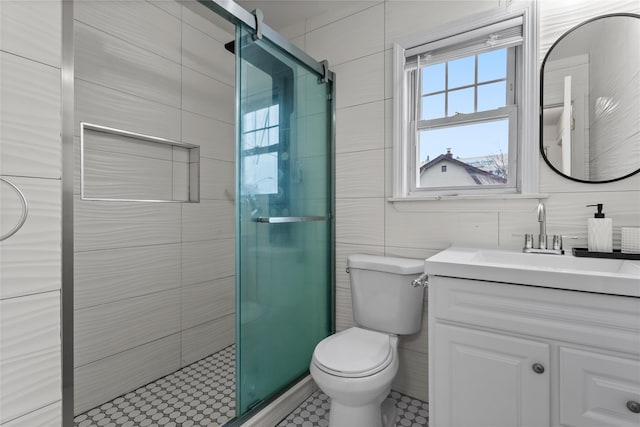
left=235, top=24, right=333, bottom=415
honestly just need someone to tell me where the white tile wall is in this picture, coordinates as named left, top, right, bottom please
left=296, top=0, right=640, bottom=402
left=305, top=3, right=384, bottom=67
left=0, top=291, right=61, bottom=424
left=74, top=21, right=182, bottom=107
left=74, top=198, right=181, bottom=252
left=74, top=244, right=181, bottom=309
left=0, top=1, right=61, bottom=67
left=333, top=53, right=384, bottom=109
left=74, top=334, right=181, bottom=414
left=0, top=52, right=61, bottom=179
left=182, top=66, right=235, bottom=123
left=182, top=23, right=235, bottom=86
left=181, top=314, right=235, bottom=366
left=0, top=177, right=61, bottom=300
left=181, top=239, right=236, bottom=286
left=72, top=1, right=237, bottom=413
left=181, top=276, right=235, bottom=329
left=335, top=101, right=385, bottom=154
left=1, top=401, right=61, bottom=427
left=0, top=1, right=63, bottom=423
left=74, top=0, right=181, bottom=63
left=75, top=79, right=181, bottom=141
left=74, top=289, right=181, bottom=367
left=181, top=111, right=235, bottom=162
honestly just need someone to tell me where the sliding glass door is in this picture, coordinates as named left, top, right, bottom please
left=235, top=23, right=333, bottom=415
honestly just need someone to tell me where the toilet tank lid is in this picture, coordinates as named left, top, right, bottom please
left=347, top=254, right=424, bottom=275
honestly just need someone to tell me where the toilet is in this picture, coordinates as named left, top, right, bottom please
left=310, top=254, right=425, bottom=427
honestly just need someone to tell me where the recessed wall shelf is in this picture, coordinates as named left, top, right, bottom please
left=80, top=122, right=200, bottom=203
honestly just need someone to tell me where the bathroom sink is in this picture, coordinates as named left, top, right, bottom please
left=425, top=247, right=640, bottom=297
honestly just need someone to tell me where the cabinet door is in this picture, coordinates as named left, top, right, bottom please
left=432, top=322, right=550, bottom=427
left=559, top=347, right=640, bottom=427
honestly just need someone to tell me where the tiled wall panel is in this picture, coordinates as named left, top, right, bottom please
left=0, top=291, right=61, bottom=424
left=72, top=1, right=237, bottom=413
left=0, top=177, right=61, bottom=299
left=74, top=334, right=181, bottom=414
left=182, top=277, right=235, bottom=330
left=74, top=244, right=181, bottom=309
left=1, top=401, right=61, bottom=427
left=75, top=21, right=181, bottom=107
left=181, top=314, right=235, bottom=366
left=0, top=53, right=61, bottom=179
left=0, top=0, right=61, bottom=67
left=74, top=79, right=181, bottom=141
left=74, top=0, right=181, bottom=63
left=0, top=1, right=63, bottom=422
left=74, top=289, right=181, bottom=367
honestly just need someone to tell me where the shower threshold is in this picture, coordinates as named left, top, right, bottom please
left=74, top=345, right=236, bottom=427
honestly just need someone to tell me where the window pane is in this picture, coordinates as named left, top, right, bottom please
left=422, top=93, right=445, bottom=120
left=255, top=107, right=268, bottom=128
left=422, top=63, right=445, bottom=94
left=243, top=111, right=255, bottom=132
left=268, top=104, right=279, bottom=126
left=478, top=49, right=506, bottom=82
left=243, top=152, right=278, bottom=195
left=447, top=56, right=475, bottom=88
left=268, top=127, right=279, bottom=146
left=418, top=118, right=509, bottom=188
left=242, top=131, right=256, bottom=150
left=478, top=81, right=506, bottom=111
left=447, top=87, right=474, bottom=116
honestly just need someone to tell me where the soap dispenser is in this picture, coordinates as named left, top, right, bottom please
left=586, top=204, right=612, bottom=253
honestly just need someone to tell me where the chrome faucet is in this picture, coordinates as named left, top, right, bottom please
left=522, top=202, right=564, bottom=255
left=538, top=202, right=547, bottom=250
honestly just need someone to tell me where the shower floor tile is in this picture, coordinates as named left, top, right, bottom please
left=277, top=389, right=429, bottom=427
left=74, top=344, right=236, bottom=427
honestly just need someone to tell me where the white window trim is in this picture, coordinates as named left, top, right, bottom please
left=392, top=3, right=539, bottom=200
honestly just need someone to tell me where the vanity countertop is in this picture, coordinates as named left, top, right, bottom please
left=425, top=247, right=640, bottom=298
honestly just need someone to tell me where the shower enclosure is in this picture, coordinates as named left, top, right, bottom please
left=235, top=23, right=334, bottom=415
left=65, top=0, right=333, bottom=425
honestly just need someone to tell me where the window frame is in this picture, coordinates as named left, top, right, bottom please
left=392, top=5, right=539, bottom=199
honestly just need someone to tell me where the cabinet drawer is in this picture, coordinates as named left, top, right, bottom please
left=559, top=347, right=640, bottom=427
left=430, top=276, right=640, bottom=355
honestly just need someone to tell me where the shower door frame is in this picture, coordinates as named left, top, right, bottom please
left=60, top=1, right=335, bottom=425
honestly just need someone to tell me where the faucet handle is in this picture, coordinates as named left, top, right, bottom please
left=552, top=235, right=562, bottom=250
left=513, top=233, right=534, bottom=249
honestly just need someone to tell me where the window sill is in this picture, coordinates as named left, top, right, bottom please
left=388, top=193, right=549, bottom=202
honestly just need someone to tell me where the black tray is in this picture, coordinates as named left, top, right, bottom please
left=572, top=247, right=640, bottom=260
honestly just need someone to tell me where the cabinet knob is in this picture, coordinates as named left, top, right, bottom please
left=627, top=401, right=640, bottom=414
left=532, top=363, right=545, bottom=374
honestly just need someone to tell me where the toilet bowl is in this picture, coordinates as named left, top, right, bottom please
left=310, top=255, right=425, bottom=427
left=310, top=327, right=399, bottom=427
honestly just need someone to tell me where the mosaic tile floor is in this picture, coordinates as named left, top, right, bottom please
left=74, top=345, right=236, bottom=427
left=277, top=389, right=429, bottom=427
left=74, top=342, right=428, bottom=427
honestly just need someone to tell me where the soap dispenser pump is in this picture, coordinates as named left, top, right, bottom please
left=586, top=203, right=612, bottom=253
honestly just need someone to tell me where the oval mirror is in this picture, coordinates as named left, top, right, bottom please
left=540, top=13, right=640, bottom=183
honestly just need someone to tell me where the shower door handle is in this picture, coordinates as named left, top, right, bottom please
left=254, top=216, right=329, bottom=223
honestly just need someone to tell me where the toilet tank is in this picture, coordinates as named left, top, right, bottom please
left=347, top=255, right=425, bottom=335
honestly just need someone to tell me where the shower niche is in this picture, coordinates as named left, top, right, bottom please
left=80, top=122, right=200, bottom=203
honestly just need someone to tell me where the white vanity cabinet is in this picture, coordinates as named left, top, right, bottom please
left=428, top=275, right=640, bottom=427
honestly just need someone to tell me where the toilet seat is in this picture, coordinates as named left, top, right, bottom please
left=313, top=328, right=393, bottom=378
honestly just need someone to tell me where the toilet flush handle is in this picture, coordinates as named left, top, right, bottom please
left=412, top=273, right=429, bottom=288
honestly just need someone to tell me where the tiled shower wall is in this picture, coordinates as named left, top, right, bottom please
left=279, top=0, right=640, bottom=401
left=72, top=1, right=236, bottom=414
left=0, top=1, right=63, bottom=425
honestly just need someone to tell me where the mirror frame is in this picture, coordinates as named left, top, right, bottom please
left=539, top=12, right=640, bottom=184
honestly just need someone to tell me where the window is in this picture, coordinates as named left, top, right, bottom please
left=241, top=104, right=280, bottom=195
left=393, top=7, right=537, bottom=198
